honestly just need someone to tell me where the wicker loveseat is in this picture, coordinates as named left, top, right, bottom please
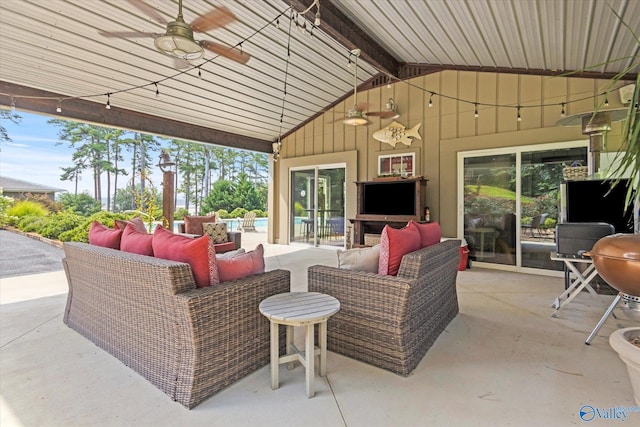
left=62, top=242, right=290, bottom=408
left=308, top=239, right=461, bottom=377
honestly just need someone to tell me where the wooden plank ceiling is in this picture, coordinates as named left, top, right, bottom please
left=0, top=0, right=638, bottom=153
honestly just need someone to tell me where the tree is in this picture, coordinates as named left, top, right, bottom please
left=58, top=192, right=101, bottom=216
left=0, top=109, right=21, bottom=149
left=200, top=180, right=235, bottom=214
left=50, top=119, right=130, bottom=208
left=234, top=172, right=263, bottom=211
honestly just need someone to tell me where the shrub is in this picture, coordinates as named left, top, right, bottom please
left=16, top=215, right=48, bottom=233
left=251, top=209, right=266, bottom=217
left=293, top=202, right=306, bottom=217
left=216, top=209, right=229, bottom=219
left=229, top=207, right=248, bottom=218
left=58, top=192, right=101, bottom=216
left=39, top=211, right=84, bottom=240
left=58, top=211, right=131, bottom=243
left=0, top=192, right=14, bottom=228
left=6, top=200, right=49, bottom=224
left=23, top=193, right=63, bottom=213
left=174, top=207, right=189, bottom=220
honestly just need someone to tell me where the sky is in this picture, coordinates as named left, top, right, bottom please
left=1, top=110, right=165, bottom=196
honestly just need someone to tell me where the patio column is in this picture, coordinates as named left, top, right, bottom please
left=158, top=151, right=177, bottom=232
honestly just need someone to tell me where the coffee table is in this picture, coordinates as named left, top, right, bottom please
left=259, top=292, right=340, bottom=398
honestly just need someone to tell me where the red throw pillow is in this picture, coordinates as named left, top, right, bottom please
left=183, top=215, right=216, bottom=235
left=114, top=216, right=147, bottom=233
left=216, top=244, right=265, bottom=282
left=120, top=223, right=153, bottom=256
left=152, top=226, right=219, bottom=288
left=410, top=220, right=442, bottom=248
left=88, top=221, right=122, bottom=249
left=378, top=222, right=421, bottom=276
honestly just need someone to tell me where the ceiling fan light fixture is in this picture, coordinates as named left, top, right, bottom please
left=343, top=110, right=369, bottom=126
left=154, top=20, right=204, bottom=60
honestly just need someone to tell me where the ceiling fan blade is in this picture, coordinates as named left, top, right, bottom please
left=125, top=0, right=168, bottom=25
left=200, top=40, right=250, bottom=64
left=190, top=7, right=237, bottom=33
left=99, top=30, right=156, bottom=39
left=366, top=111, right=398, bottom=119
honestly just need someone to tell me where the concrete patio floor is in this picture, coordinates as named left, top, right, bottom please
left=1, top=230, right=638, bottom=426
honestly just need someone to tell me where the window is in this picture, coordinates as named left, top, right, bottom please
left=378, top=153, right=415, bottom=177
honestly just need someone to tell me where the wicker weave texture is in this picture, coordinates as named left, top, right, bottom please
left=62, top=242, right=289, bottom=409
left=308, top=239, right=460, bottom=377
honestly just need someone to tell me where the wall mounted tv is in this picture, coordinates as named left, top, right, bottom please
left=362, top=181, right=416, bottom=216
left=561, top=178, right=634, bottom=233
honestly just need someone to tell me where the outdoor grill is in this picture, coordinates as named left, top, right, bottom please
left=589, top=234, right=640, bottom=320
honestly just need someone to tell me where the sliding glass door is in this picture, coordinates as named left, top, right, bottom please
left=520, top=147, right=588, bottom=270
left=462, top=153, right=517, bottom=266
left=459, top=142, right=588, bottom=272
left=290, top=166, right=345, bottom=247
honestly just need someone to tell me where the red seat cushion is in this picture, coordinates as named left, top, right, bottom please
left=410, top=220, right=442, bottom=248
left=120, top=223, right=153, bottom=256
left=378, top=222, right=421, bottom=276
left=88, top=221, right=122, bottom=249
left=216, top=244, right=265, bottom=282
left=213, top=241, right=236, bottom=253
left=152, top=226, right=219, bottom=288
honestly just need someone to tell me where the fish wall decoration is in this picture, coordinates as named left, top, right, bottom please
left=372, top=121, right=422, bottom=147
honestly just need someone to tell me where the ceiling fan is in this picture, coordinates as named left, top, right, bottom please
left=340, top=49, right=399, bottom=126
left=99, top=0, right=250, bottom=68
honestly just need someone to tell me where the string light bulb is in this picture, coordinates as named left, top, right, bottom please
left=387, top=77, right=391, bottom=89
left=474, top=103, right=479, bottom=118
left=561, top=102, right=566, bottom=117
left=106, top=93, right=111, bottom=109
left=314, top=10, right=321, bottom=26
left=154, top=82, right=160, bottom=98
left=428, top=92, right=434, bottom=108
left=197, top=66, right=202, bottom=79
left=10, top=96, right=16, bottom=110
left=517, top=106, right=522, bottom=122
left=604, top=97, right=609, bottom=107
left=56, top=99, right=62, bottom=113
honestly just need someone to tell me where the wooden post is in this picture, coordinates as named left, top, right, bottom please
left=162, top=170, right=175, bottom=232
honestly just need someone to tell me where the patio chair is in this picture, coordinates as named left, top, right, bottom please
left=537, top=213, right=550, bottom=236
left=237, top=211, right=257, bottom=232
left=522, top=215, right=542, bottom=237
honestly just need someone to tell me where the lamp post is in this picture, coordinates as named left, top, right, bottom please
left=158, top=151, right=177, bottom=232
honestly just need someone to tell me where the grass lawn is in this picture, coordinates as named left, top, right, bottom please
left=464, top=185, right=535, bottom=203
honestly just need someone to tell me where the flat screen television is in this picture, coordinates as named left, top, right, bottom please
left=560, top=178, right=634, bottom=233
left=362, top=181, right=416, bottom=216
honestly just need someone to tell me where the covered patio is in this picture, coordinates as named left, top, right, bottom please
left=1, top=230, right=637, bottom=426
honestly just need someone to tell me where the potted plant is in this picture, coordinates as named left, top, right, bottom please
left=610, top=328, right=640, bottom=405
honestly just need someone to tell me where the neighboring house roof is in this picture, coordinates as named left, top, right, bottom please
left=0, top=176, right=65, bottom=194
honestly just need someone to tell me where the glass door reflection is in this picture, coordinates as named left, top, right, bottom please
left=463, top=154, right=517, bottom=266
left=290, top=167, right=345, bottom=247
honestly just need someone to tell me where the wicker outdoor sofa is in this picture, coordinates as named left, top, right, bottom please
left=308, top=239, right=461, bottom=377
left=62, top=242, right=290, bottom=409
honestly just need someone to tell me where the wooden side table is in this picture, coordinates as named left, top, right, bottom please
left=259, top=292, right=340, bottom=398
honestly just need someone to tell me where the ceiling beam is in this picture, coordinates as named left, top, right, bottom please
left=290, top=0, right=399, bottom=77
left=0, top=81, right=272, bottom=153
left=398, top=64, right=638, bottom=81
